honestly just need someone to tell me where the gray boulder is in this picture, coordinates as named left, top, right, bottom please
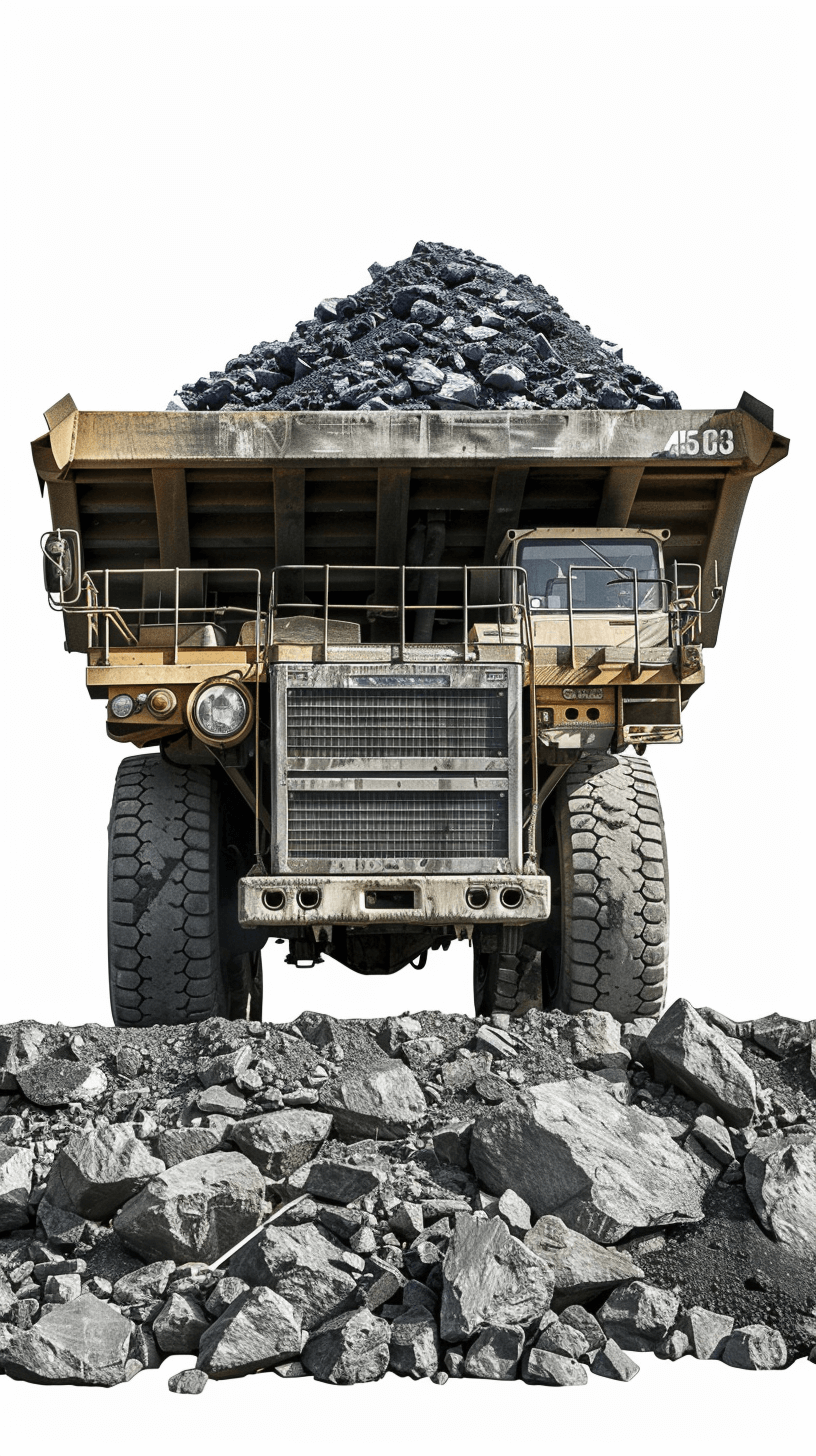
left=464, top=1323, right=525, bottom=1380
left=156, top=1127, right=222, bottom=1167
left=0, top=1143, right=34, bottom=1232
left=114, top=1152, right=265, bottom=1264
left=231, top=1109, right=333, bottom=1179
left=286, top=1159, right=380, bottom=1204
left=375, top=1016, right=423, bottom=1057
left=536, top=1319, right=589, bottom=1360
left=560, top=1305, right=605, bottom=1351
left=302, top=1307, right=390, bottom=1384
left=588, top=1339, right=640, bottom=1381
left=470, top=1079, right=707, bottom=1243
left=16, top=1058, right=107, bottom=1107
left=525, top=1348, right=587, bottom=1385
left=722, top=1323, right=787, bottom=1370
left=198, top=1045, right=253, bottom=1087
left=690, top=1115, right=735, bottom=1166
left=744, top=1134, right=816, bottom=1257
left=679, top=1306, right=734, bottom=1360
left=496, top=1189, right=532, bottom=1239
left=113, top=1260, right=175, bottom=1306
left=46, top=1124, right=164, bottom=1221
left=752, top=1014, right=815, bottom=1058
left=197, top=1287, right=301, bottom=1378
left=562, top=1011, right=630, bottom=1070
left=205, top=1276, right=250, bottom=1319
left=229, top=1221, right=361, bottom=1330
left=2, top=1293, right=133, bottom=1386
left=432, top=1122, right=474, bottom=1169
left=645, top=999, right=757, bottom=1126
left=525, top=1214, right=644, bottom=1303
left=597, top=1280, right=680, bottom=1351
left=388, top=1306, right=440, bottom=1378
left=168, top=1368, right=208, bottom=1394
left=440, top=1213, right=554, bottom=1343
left=320, top=1062, right=427, bottom=1140
left=153, top=1293, right=210, bottom=1354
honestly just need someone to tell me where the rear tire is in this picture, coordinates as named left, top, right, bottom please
left=108, top=753, right=263, bottom=1027
left=472, top=753, right=669, bottom=1023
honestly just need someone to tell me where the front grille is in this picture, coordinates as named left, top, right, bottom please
left=287, top=790, right=508, bottom=859
left=287, top=688, right=507, bottom=758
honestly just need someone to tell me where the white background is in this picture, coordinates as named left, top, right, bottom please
left=2, top=0, right=813, bottom=1445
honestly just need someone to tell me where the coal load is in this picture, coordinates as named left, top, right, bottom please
left=1, top=1001, right=814, bottom=1392
left=168, top=241, right=680, bottom=416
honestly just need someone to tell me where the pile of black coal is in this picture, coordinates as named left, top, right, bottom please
left=1, top=1001, right=813, bottom=1391
left=168, top=241, right=680, bottom=416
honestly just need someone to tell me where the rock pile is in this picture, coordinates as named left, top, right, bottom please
left=1, top=1001, right=814, bottom=1392
left=168, top=241, right=681, bottom=416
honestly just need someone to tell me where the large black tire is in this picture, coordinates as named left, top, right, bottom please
left=473, top=753, right=669, bottom=1023
left=108, top=753, right=263, bottom=1027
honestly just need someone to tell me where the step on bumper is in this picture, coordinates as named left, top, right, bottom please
left=238, top=874, right=550, bottom=928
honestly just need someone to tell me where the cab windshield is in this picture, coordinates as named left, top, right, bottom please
left=517, top=538, right=663, bottom=613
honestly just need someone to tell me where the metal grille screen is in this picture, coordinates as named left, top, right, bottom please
left=287, top=688, right=507, bottom=758
left=287, top=791, right=508, bottom=859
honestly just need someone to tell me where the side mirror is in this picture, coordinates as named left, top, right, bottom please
left=42, top=532, right=77, bottom=596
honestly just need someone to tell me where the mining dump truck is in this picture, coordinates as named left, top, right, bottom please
left=33, top=394, right=787, bottom=1027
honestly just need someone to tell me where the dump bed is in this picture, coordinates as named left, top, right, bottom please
left=33, top=393, right=787, bottom=652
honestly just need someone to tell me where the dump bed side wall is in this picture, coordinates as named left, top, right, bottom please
left=34, top=406, right=788, bottom=651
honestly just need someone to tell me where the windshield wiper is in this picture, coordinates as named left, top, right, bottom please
left=578, top=539, right=632, bottom=583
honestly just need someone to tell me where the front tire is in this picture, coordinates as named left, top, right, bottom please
left=108, top=754, right=263, bottom=1027
left=472, top=753, right=669, bottom=1023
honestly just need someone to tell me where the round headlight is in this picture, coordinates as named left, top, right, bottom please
left=192, top=684, right=249, bottom=740
left=110, top=694, right=134, bottom=719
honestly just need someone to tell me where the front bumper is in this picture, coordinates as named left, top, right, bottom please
left=238, top=873, right=550, bottom=928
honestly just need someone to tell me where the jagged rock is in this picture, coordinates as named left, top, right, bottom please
left=440, top=1212, right=554, bottom=1342
left=560, top=1305, right=605, bottom=1350
left=525, top=1215, right=644, bottom=1302
left=588, top=1339, right=640, bottom=1381
left=205, top=1276, right=249, bottom=1318
left=196, top=1086, right=245, bottom=1117
left=197, top=1287, right=301, bottom=1378
left=168, top=1368, right=208, bottom=1394
left=46, top=1124, right=164, bottom=1221
left=525, top=1348, right=587, bottom=1385
left=198, top=1046, right=253, bottom=1087
left=464, top=1323, right=525, bottom=1379
left=597, top=1281, right=680, bottom=1351
left=16, top=1058, right=107, bottom=1107
left=43, top=1273, right=81, bottom=1304
left=645, top=999, right=757, bottom=1127
left=744, top=1134, right=816, bottom=1256
left=229, top=1220, right=361, bottom=1330
left=0, top=1028, right=44, bottom=1091
left=0, top=1143, right=34, bottom=1232
left=130, top=1324, right=162, bottom=1370
left=752, top=1015, right=815, bottom=1059
left=389, top=1201, right=424, bottom=1241
left=36, top=1199, right=87, bottom=1248
left=153, top=1293, right=210, bottom=1354
left=114, top=1153, right=265, bottom=1264
left=320, top=1062, right=427, bottom=1140
left=655, top=1330, right=690, bottom=1360
left=536, top=1319, right=589, bottom=1360
left=156, top=1127, right=222, bottom=1167
left=0, top=1266, right=16, bottom=1319
left=286, top=1159, right=380, bottom=1203
left=721, top=1323, right=788, bottom=1370
left=302, top=1307, right=390, bottom=1385
left=496, top=1189, right=532, bottom=1239
left=231, top=1108, right=333, bottom=1179
left=375, top=1016, right=423, bottom=1057
left=690, top=1115, right=735, bottom=1166
left=2, top=1294, right=133, bottom=1386
left=679, top=1306, right=734, bottom=1360
left=432, top=1121, right=473, bottom=1169
left=470, top=1079, right=707, bottom=1243
left=113, top=1260, right=175, bottom=1306
left=388, top=1306, right=440, bottom=1378
left=562, top=1011, right=630, bottom=1071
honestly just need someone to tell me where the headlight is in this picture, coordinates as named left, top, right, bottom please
left=110, top=694, right=135, bottom=719
left=192, top=683, right=249, bottom=740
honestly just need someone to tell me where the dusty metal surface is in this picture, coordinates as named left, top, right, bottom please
left=238, top=872, right=550, bottom=928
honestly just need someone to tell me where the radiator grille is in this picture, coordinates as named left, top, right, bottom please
left=287, top=688, right=507, bottom=758
left=287, top=791, right=508, bottom=859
